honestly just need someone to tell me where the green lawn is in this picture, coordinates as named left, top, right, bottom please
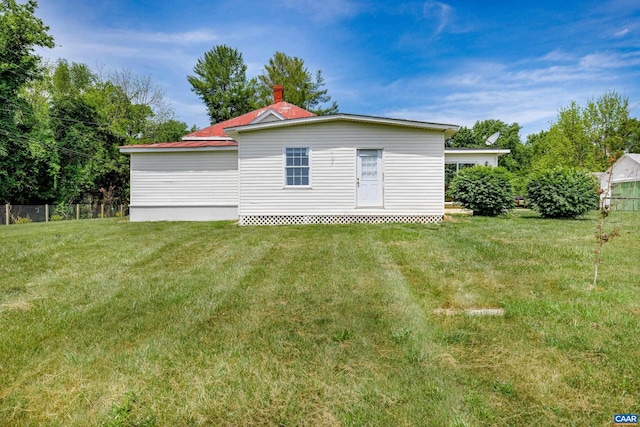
left=1, top=211, right=638, bottom=426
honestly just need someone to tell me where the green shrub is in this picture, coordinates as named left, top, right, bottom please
left=448, top=166, right=515, bottom=216
left=14, top=216, right=32, bottom=224
left=526, top=167, right=599, bottom=218
left=50, top=214, right=64, bottom=221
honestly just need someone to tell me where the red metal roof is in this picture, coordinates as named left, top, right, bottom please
left=120, top=100, right=314, bottom=151
left=183, top=101, right=315, bottom=139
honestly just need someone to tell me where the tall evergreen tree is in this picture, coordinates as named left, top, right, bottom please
left=187, top=45, right=254, bottom=124
left=256, top=51, right=338, bottom=115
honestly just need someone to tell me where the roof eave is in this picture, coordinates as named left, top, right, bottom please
left=226, top=114, right=460, bottom=138
left=445, top=148, right=511, bottom=155
left=119, top=146, right=238, bottom=153
left=181, top=136, right=234, bottom=141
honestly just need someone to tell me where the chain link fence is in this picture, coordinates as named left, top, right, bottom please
left=604, top=197, right=640, bottom=211
left=1, top=204, right=129, bottom=225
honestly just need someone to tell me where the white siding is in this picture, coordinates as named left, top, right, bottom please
left=445, top=152, right=500, bottom=167
left=129, top=206, right=237, bottom=222
left=238, top=121, right=444, bottom=217
left=129, top=151, right=238, bottom=221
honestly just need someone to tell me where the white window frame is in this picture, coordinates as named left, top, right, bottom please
left=445, top=162, right=477, bottom=171
left=283, top=147, right=311, bottom=187
left=455, top=162, right=476, bottom=171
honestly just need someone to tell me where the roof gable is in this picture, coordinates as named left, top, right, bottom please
left=251, top=108, right=285, bottom=124
left=599, top=153, right=640, bottom=184
left=627, top=153, right=640, bottom=164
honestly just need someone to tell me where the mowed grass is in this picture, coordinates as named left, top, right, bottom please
left=0, top=211, right=638, bottom=426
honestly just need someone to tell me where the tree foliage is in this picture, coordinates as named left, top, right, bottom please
left=187, top=45, right=254, bottom=124
left=256, top=51, right=338, bottom=115
left=528, top=92, right=631, bottom=172
left=0, top=0, right=54, bottom=202
left=448, top=166, right=515, bottom=216
left=0, top=0, right=54, bottom=100
left=446, top=119, right=532, bottom=176
left=526, top=167, right=599, bottom=218
left=7, top=54, right=183, bottom=204
left=52, top=59, right=94, bottom=97
left=187, top=47, right=339, bottom=120
left=622, top=118, right=640, bottom=153
left=143, top=119, right=190, bottom=143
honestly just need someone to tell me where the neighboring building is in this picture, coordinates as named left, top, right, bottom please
left=444, top=148, right=511, bottom=169
left=599, top=153, right=640, bottom=211
left=444, top=147, right=511, bottom=194
left=120, top=87, right=509, bottom=224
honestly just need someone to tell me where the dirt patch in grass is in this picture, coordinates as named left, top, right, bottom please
left=0, top=301, right=33, bottom=313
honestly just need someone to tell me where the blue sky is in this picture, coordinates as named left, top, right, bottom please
left=35, top=0, right=640, bottom=140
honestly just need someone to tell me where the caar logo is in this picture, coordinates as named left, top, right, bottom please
left=614, top=414, right=638, bottom=426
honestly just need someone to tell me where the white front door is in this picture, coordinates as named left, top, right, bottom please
left=356, top=149, right=383, bottom=207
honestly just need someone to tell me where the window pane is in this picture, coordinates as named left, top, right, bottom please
left=285, top=147, right=309, bottom=186
left=361, top=156, right=377, bottom=179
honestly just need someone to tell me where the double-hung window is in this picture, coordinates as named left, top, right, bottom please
left=285, top=147, right=310, bottom=186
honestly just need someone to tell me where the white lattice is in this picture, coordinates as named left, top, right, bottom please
left=238, top=215, right=442, bottom=226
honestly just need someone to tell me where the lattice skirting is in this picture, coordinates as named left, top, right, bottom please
left=238, top=214, right=443, bottom=226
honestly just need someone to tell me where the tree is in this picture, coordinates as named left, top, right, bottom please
left=446, top=126, right=478, bottom=147
left=52, top=59, right=94, bottom=97
left=187, top=45, right=254, bottom=124
left=49, top=95, right=127, bottom=203
left=529, top=92, right=631, bottom=171
left=256, top=51, right=338, bottom=115
left=446, top=119, right=532, bottom=176
left=19, top=60, right=167, bottom=204
left=584, top=91, right=628, bottom=161
left=622, top=117, right=640, bottom=154
left=0, top=0, right=54, bottom=202
left=108, top=68, right=174, bottom=130
left=143, top=119, right=190, bottom=143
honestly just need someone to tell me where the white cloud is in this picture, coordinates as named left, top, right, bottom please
left=537, top=50, right=576, bottom=63
left=279, top=0, right=361, bottom=23
left=422, top=1, right=453, bottom=35
left=579, top=52, right=628, bottom=69
left=109, top=29, right=219, bottom=45
left=373, top=46, right=640, bottom=139
left=614, top=28, right=630, bottom=37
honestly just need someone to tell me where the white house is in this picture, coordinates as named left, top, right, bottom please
left=120, top=87, right=510, bottom=224
left=226, top=114, right=458, bottom=225
left=598, top=153, right=640, bottom=211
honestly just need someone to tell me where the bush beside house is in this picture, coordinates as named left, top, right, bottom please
left=526, top=167, right=599, bottom=218
left=448, top=166, right=515, bottom=216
